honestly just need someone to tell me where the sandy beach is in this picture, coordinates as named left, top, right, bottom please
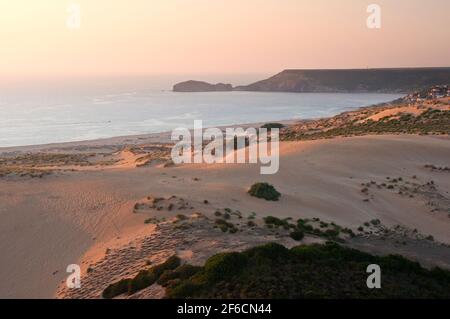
left=1, top=124, right=449, bottom=298
left=0, top=95, right=449, bottom=298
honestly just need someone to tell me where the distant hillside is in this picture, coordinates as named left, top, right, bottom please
left=234, top=68, right=450, bottom=93
left=173, top=80, right=232, bottom=92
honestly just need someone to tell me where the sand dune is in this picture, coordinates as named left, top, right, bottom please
left=0, top=134, right=449, bottom=298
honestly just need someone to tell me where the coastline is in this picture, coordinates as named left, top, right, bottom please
left=1, top=95, right=449, bottom=298
left=0, top=119, right=300, bottom=153
left=0, top=91, right=404, bottom=152
left=0, top=93, right=402, bottom=153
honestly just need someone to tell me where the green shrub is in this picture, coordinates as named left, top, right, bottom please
left=324, top=229, right=340, bottom=238
left=290, top=230, right=305, bottom=241
left=102, top=279, right=131, bottom=299
left=247, top=220, right=256, bottom=227
left=102, top=255, right=181, bottom=298
left=263, top=216, right=289, bottom=228
left=244, top=242, right=290, bottom=261
left=157, top=264, right=202, bottom=287
left=215, top=219, right=237, bottom=233
left=152, top=255, right=181, bottom=278
left=248, top=183, right=281, bottom=201
left=165, top=281, right=203, bottom=299
left=144, top=217, right=159, bottom=224
left=203, top=252, right=248, bottom=281
left=298, top=223, right=313, bottom=232
left=342, top=228, right=356, bottom=237
left=319, top=221, right=329, bottom=228
left=128, top=270, right=157, bottom=294
left=165, top=242, right=450, bottom=299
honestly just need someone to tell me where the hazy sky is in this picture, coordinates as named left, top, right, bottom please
left=1, top=0, right=449, bottom=79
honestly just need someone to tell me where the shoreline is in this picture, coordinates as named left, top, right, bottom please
left=1, top=93, right=449, bottom=298
left=0, top=102, right=401, bottom=153
left=0, top=92, right=404, bottom=153
left=0, top=119, right=300, bottom=153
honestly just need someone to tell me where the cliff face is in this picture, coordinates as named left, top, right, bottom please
left=234, top=68, right=450, bottom=93
left=173, top=80, right=233, bottom=92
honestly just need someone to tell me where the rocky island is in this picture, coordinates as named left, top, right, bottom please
left=173, top=80, right=233, bottom=92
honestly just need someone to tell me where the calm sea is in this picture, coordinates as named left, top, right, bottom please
left=0, top=76, right=403, bottom=147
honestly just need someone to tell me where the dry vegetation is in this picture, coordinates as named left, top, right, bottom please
left=127, top=144, right=172, bottom=167
left=57, top=189, right=449, bottom=299
left=358, top=174, right=450, bottom=216
left=281, top=97, right=450, bottom=141
left=0, top=152, right=119, bottom=178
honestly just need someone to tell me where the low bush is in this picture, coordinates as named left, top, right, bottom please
left=202, top=252, right=248, bottom=281
left=370, top=219, right=381, bottom=226
left=102, top=279, right=132, bottom=299
left=128, top=270, right=157, bottom=294
left=263, top=216, right=290, bottom=229
left=247, top=220, right=256, bottom=227
left=215, top=219, right=237, bottom=233
left=290, top=230, right=305, bottom=241
left=165, top=242, right=450, bottom=298
left=248, top=183, right=281, bottom=201
left=152, top=255, right=181, bottom=278
left=157, top=264, right=202, bottom=287
left=102, top=255, right=181, bottom=298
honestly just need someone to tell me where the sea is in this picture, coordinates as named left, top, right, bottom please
left=0, top=75, right=403, bottom=147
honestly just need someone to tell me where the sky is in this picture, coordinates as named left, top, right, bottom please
left=0, top=0, right=449, bottom=80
